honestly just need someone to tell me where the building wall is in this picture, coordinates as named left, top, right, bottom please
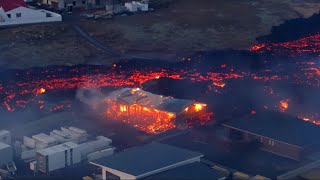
left=227, top=127, right=303, bottom=161
left=0, top=7, right=62, bottom=26
left=36, top=146, right=81, bottom=173
left=0, top=145, right=13, bottom=167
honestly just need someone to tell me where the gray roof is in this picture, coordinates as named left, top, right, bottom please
left=91, top=142, right=203, bottom=176
left=142, top=162, right=225, bottom=180
left=114, top=88, right=194, bottom=113
left=37, top=142, right=79, bottom=156
left=223, top=111, right=320, bottom=147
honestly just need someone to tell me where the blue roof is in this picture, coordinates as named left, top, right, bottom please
left=142, top=162, right=225, bottom=180
left=91, top=142, right=203, bottom=176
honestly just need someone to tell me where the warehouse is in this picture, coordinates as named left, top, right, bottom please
left=35, top=142, right=81, bottom=173
left=90, top=142, right=220, bottom=180
left=223, top=111, right=320, bottom=161
left=105, top=88, right=207, bottom=133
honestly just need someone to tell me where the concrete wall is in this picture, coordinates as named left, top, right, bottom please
left=0, top=145, right=13, bottom=167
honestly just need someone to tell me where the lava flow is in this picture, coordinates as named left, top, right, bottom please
left=250, top=33, right=320, bottom=56
left=0, top=32, right=319, bottom=133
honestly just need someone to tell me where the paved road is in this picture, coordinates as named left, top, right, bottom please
left=73, top=24, right=156, bottom=61
left=73, top=24, right=122, bottom=57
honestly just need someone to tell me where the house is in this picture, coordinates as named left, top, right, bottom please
left=40, top=0, right=111, bottom=10
left=40, top=0, right=88, bottom=10
left=0, top=0, right=62, bottom=26
left=90, top=142, right=225, bottom=180
left=223, top=111, right=320, bottom=161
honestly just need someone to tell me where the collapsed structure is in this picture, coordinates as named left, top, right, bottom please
left=105, top=88, right=207, bottom=133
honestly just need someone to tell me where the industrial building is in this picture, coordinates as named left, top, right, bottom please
left=105, top=88, right=207, bottom=133
left=223, top=111, right=320, bottom=161
left=0, top=142, right=13, bottom=167
left=18, top=127, right=115, bottom=174
left=35, top=142, right=81, bottom=173
left=90, top=142, right=225, bottom=180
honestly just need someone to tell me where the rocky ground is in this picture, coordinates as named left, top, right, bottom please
left=0, top=0, right=319, bottom=68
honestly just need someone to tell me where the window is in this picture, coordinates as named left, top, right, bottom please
left=73, top=1, right=76, bottom=6
left=82, top=0, right=85, bottom=4
left=7, top=14, right=11, bottom=18
left=16, top=13, right=21, bottom=18
left=268, top=139, right=275, bottom=146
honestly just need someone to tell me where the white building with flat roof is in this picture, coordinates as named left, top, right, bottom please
left=32, top=133, right=58, bottom=149
left=36, top=142, right=81, bottom=173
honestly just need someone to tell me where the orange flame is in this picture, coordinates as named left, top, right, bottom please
left=280, top=100, right=289, bottom=112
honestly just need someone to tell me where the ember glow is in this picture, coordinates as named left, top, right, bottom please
left=105, top=101, right=177, bottom=133
left=0, top=33, right=319, bottom=132
left=279, top=100, right=289, bottom=112
left=250, top=33, right=320, bottom=56
left=103, top=88, right=208, bottom=133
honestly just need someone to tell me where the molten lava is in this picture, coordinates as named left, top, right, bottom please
left=279, top=100, right=289, bottom=112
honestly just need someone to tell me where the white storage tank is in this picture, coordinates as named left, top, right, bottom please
left=0, top=142, right=13, bottom=167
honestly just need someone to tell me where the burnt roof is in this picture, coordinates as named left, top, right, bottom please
left=90, top=142, right=203, bottom=177
left=114, top=88, right=194, bottom=113
left=223, top=111, right=320, bottom=147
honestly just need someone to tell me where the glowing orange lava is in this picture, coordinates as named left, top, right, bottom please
left=280, top=100, right=289, bottom=112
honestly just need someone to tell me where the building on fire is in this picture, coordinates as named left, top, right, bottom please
left=223, top=111, right=320, bottom=161
left=105, top=88, right=207, bottom=133
left=90, top=142, right=225, bottom=180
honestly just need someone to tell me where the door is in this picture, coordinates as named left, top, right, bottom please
left=67, top=4, right=73, bottom=13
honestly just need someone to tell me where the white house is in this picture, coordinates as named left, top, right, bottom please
left=0, top=0, right=62, bottom=26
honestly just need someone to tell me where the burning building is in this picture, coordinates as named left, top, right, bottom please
left=104, top=88, right=208, bottom=134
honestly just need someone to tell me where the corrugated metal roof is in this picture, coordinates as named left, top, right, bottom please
left=91, top=142, right=203, bottom=176
left=114, top=88, right=194, bottom=113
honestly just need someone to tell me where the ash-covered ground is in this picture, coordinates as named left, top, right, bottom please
left=0, top=0, right=320, bottom=68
